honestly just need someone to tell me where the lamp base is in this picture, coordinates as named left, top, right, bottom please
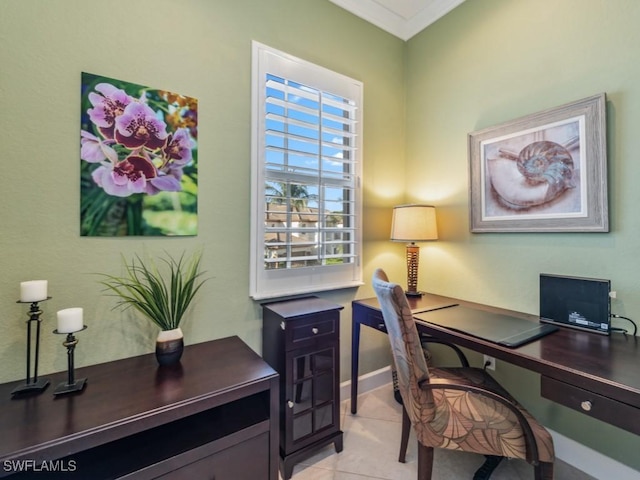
left=53, top=378, right=87, bottom=396
left=405, top=291, right=424, bottom=297
left=11, top=378, right=50, bottom=396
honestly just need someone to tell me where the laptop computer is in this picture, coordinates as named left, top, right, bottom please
left=414, top=306, right=558, bottom=348
left=539, top=273, right=611, bottom=335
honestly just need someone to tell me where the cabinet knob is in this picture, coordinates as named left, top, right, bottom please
left=287, top=400, right=294, bottom=409
left=581, top=400, right=593, bottom=412
left=312, top=327, right=319, bottom=335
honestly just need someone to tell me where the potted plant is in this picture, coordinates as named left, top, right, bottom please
left=99, top=250, right=207, bottom=365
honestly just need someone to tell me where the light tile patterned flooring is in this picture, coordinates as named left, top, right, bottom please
left=284, top=384, right=596, bottom=480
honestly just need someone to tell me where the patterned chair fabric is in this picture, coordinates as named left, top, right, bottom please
left=372, top=268, right=554, bottom=479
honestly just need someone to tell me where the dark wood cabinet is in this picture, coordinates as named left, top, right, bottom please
left=0, top=336, right=279, bottom=479
left=262, top=297, right=344, bottom=480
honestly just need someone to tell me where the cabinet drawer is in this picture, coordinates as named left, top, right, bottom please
left=289, top=317, right=337, bottom=345
left=541, top=376, right=640, bottom=435
left=155, top=432, right=269, bottom=480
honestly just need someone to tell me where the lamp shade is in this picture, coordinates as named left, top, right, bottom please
left=390, top=205, right=438, bottom=242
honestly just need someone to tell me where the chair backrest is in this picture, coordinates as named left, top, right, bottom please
left=372, top=268, right=433, bottom=424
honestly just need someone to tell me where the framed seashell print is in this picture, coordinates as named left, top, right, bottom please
left=468, top=93, right=608, bottom=233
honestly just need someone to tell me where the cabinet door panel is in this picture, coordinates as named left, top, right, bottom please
left=293, top=380, right=313, bottom=414
left=292, top=410, right=314, bottom=441
left=285, top=344, right=339, bottom=452
left=315, top=371, right=334, bottom=404
left=314, top=404, right=334, bottom=431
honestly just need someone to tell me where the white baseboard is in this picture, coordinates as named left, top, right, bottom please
left=340, top=365, right=392, bottom=403
left=341, top=367, right=640, bottom=480
left=547, top=428, right=640, bottom=480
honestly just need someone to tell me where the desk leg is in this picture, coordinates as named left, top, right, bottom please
left=351, top=318, right=361, bottom=414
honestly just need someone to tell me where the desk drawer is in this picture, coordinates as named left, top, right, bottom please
left=364, top=311, right=386, bottom=332
left=541, top=376, right=640, bottom=435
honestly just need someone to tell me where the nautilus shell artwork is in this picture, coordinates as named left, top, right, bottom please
left=487, top=139, right=576, bottom=210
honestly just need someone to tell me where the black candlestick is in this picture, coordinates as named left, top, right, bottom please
left=11, top=299, right=51, bottom=397
left=53, top=327, right=87, bottom=395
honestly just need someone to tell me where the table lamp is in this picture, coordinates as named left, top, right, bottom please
left=390, top=204, right=438, bottom=296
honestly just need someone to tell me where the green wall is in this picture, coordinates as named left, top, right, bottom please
left=0, top=0, right=401, bottom=387
left=2, top=0, right=639, bottom=472
left=406, top=0, right=640, bottom=470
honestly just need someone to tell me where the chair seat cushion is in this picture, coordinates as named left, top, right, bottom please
left=414, top=366, right=555, bottom=463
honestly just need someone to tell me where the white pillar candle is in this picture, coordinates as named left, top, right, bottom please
left=57, top=308, right=84, bottom=334
left=20, top=280, right=48, bottom=302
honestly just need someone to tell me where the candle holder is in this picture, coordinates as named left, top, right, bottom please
left=52, top=326, right=87, bottom=395
left=11, top=298, right=51, bottom=397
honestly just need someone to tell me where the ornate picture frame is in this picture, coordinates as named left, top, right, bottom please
left=468, top=93, right=608, bottom=233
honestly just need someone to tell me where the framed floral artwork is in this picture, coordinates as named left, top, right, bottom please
left=468, top=93, right=608, bottom=233
left=80, top=72, right=198, bottom=236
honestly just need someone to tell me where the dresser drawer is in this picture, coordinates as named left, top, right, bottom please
left=289, top=316, right=337, bottom=345
left=154, top=432, right=269, bottom=480
left=541, top=376, right=640, bottom=435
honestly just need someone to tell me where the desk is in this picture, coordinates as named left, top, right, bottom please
left=351, top=294, right=640, bottom=436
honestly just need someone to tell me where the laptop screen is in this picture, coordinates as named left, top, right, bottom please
left=539, top=274, right=611, bottom=335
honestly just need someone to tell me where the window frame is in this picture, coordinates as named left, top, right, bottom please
left=250, top=41, right=363, bottom=300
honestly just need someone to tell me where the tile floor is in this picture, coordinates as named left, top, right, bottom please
left=285, top=384, right=597, bottom=480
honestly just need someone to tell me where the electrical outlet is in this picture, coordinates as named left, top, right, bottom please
left=483, top=355, right=496, bottom=370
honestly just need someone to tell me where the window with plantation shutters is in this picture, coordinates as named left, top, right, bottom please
left=250, top=42, right=363, bottom=300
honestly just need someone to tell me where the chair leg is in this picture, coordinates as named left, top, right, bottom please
left=399, top=405, right=410, bottom=462
left=534, top=461, right=554, bottom=480
left=417, top=443, right=434, bottom=480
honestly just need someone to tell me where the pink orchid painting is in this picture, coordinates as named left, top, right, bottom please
left=80, top=72, right=198, bottom=236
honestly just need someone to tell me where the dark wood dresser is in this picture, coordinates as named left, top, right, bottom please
left=262, top=297, right=344, bottom=480
left=0, top=336, right=279, bottom=479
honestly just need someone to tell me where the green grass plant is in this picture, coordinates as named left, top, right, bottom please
left=99, top=250, right=207, bottom=331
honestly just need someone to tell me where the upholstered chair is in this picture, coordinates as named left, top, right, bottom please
left=372, top=268, right=554, bottom=480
